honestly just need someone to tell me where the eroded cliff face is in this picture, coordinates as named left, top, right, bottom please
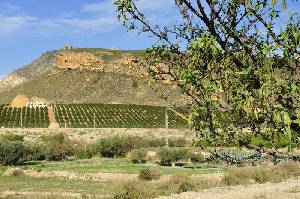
left=56, top=50, right=147, bottom=77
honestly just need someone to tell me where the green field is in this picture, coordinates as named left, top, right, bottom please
left=0, top=158, right=222, bottom=198
left=11, top=158, right=221, bottom=175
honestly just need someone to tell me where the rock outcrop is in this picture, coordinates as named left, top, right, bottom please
left=56, top=50, right=147, bottom=77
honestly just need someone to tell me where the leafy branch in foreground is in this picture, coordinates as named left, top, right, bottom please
left=114, top=0, right=300, bottom=157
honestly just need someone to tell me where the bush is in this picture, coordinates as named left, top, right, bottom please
left=74, top=144, right=97, bottom=159
left=147, top=138, right=165, bottom=148
left=0, top=141, right=26, bottom=166
left=190, top=153, right=205, bottom=163
left=158, top=148, right=191, bottom=166
left=95, top=136, right=140, bottom=158
left=177, top=181, right=196, bottom=193
left=138, top=168, right=161, bottom=181
left=168, top=137, right=187, bottom=147
left=41, top=133, right=65, bottom=144
left=113, top=182, right=155, bottom=199
left=131, top=149, right=148, bottom=164
left=41, top=133, right=77, bottom=161
left=194, top=138, right=212, bottom=148
left=28, top=144, right=46, bottom=161
left=168, top=174, right=196, bottom=193
left=250, top=136, right=272, bottom=148
left=147, top=137, right=188, bottom=148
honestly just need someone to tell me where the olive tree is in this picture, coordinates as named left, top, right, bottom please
left=114, top=0, right=300, bottom=155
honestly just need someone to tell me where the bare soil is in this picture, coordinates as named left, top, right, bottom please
left=48, top=106, right=59, bottom=128
left=0, top=128, right=194, bottom=143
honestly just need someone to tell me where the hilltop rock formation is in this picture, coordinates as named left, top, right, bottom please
left=56, top=49, right=147, bottom=77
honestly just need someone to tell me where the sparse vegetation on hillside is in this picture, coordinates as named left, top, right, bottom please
left=66, top=48, right=144, bottom=63
left=0, top=70, right=183, bottom=106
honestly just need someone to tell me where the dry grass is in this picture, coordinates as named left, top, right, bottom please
left=223, top=161, right=300, bottom=186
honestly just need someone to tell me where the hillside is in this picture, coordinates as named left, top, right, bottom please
left=0, top=48, right=186, bottom=106
left=0, top=51, right=57, bottom=94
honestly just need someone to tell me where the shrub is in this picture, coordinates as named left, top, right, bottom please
left=41, top=134, right=77, bottom=161
left=138, top=168, right=161, bottom=181
left=147, top=138, right=165, bottom=148
left=250, top=136, right=272, bottom=148
left=194, top=138, right=212, bottom=148
left=177, top=181, right=196, bottom=193
left=168, top=137, right=187, bottom=147
left=147, top=137, right=188, bottom=148
left=95, top=136, right=139, bottom=158
left=168, top=174, right=196, bottom=193
left=0, top=141, right=26, bottom=166
left=74, top=144, right=97, bottom=159
left=190, top=153, right=205, bottom=163
left=113, top=181, right=155, bottom=199
left=274, top=132, right=291, bottom=148
left=131, top=149, right=148, bottom=164
left=27, top=144, right=46, bottom=161
left=158, top=148, right=191, bottom=166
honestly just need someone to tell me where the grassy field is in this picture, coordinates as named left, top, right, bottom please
left=0, top=158, right=222, bottom=198
left=0, top=158, right=222, bottom=176
left=2, top=158, right=300, bottom=199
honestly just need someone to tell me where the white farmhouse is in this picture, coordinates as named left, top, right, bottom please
left=26, top=102, right=48, bottom=108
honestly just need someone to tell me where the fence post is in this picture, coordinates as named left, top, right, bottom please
left=165, top=108, right=169, bottom=147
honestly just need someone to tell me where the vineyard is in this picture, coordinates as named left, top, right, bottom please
left=0, top=103, right=188, bottom=129
left=54, top=104, right=188, bottom=129
left=0, top=104, right=49, bottom=128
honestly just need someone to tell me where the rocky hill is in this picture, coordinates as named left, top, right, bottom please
left=0, top=48, right=186, bottom=106
left=0, top=51, right=57, bottom=93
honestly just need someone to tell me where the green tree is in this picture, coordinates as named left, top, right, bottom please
left=115, top=0, right=300, bottom=156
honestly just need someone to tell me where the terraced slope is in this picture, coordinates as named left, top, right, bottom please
left=54, top=104, right=188, bottom=129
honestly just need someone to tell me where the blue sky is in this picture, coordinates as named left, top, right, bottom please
left=0, top=0, right=177, bottom=77
left=0, top=0, right=299, bottom=77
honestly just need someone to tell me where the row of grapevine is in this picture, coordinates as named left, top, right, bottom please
left=54, top=104, right=187, bottom=129
left=0, top=105, right=50, bottom=128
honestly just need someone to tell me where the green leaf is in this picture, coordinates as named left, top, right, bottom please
left=283, top=111, right=291, bottom=126
left=282, top=0, right=286, bottom=10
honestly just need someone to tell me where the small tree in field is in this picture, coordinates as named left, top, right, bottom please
left=114, top=0, right=300, bottom=156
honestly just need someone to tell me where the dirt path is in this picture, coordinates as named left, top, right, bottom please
left=156, top=178, right=300, bottom=199
left=48, top=106, right=59, bottom=128
left=169, top=108, right=188, bottom=121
